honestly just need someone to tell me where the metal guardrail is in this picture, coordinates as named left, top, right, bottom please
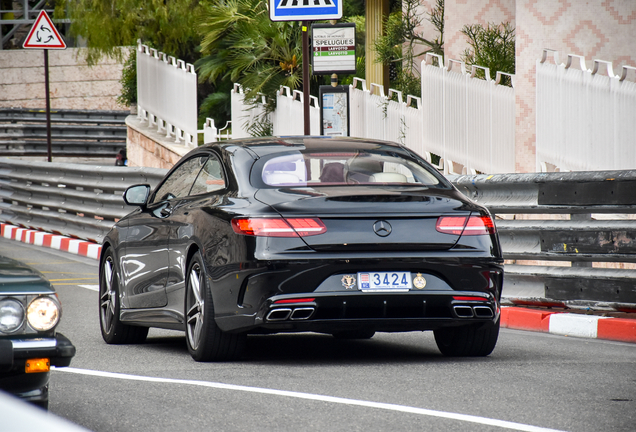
left=0, top=108, right=128, bottom=157
left=0, top=159, right=634, bottom=310
left=0, top=158, right=166, bottom=243
left=450, top=170, right=636, bottom=311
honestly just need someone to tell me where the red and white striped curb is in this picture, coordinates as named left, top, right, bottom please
left=501, top=307, right=636, bottom=344
left=1, top=223, right=101, bottom=260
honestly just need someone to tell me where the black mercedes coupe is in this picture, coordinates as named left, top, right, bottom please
left=99, top=137, right=503, bottom=361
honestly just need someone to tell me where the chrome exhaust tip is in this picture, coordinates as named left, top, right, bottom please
left=453, top=305, right=474, bottom=318
left=266, top=308, right=292, bottom=321
left=290, top=307, right=315, bottom=320
left=473, top=306, right=494, bottom=318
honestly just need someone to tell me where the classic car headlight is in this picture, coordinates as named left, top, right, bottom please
left=27, top=296, right=60, bottom=331
left=0, top=299, right=25, bottom=333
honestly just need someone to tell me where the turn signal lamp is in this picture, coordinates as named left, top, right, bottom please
left=25, top=358, right=50, bottom=373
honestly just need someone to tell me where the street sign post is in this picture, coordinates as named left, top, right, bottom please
left=269, top=0, right=342, bottom=135
left=23, top=10, right=66, bottom=162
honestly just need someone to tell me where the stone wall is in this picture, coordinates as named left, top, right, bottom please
left=0, top=47, right=127, bottom=110
left=126, top=116, right=191, bottom=169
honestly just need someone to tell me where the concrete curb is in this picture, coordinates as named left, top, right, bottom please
left=1, top=223, right=634, bottom=344
left=501, top=307, right=636, bottom=344
left=1, top=223, right=101, bottom=260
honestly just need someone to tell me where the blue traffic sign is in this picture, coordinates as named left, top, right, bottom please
left=269, top=0, right=342, bottom=22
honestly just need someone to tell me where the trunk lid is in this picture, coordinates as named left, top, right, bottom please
left=254, top=186, right=471, bottom=252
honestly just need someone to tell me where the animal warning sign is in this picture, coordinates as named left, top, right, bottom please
left=23, top=10, right=66, bottom=49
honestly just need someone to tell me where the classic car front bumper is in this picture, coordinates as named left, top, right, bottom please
left=0, top=333, right=76, bottom=372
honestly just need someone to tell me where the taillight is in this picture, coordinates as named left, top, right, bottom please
left=436, top=215, right=496, bottom=236
left=231, top=218, right=326, bottom=237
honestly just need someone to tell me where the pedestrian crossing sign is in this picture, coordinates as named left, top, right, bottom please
left=269, top=0, right=342, bottom=22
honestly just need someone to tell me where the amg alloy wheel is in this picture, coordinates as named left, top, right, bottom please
left=434, top=318, right=500, bottom=357
left=99, top=248, right=148, bottom=344
left=185, top=252, right=245, bottom=362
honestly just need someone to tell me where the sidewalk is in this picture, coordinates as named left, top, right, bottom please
left=2, top=222, right=635, bottom=344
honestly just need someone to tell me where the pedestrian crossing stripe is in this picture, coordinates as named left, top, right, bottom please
left=277, top=0, right=335, bottom=8
left=270, top=0, right=341, bottom=21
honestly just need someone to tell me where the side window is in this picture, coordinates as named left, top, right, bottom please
left=189, top=156, right=226, bottom=195
left=151, top=156, right=208, bottom=204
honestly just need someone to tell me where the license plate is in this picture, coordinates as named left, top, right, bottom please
left=358, top=272, right=412, bottom=292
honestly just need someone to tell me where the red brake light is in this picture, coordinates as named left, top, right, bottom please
left=453, top=296, right=488, bottom=301
left=231, top=218, right=326, bottom=237
left=286, top=218, right=327, bottom=236
left=435, top=216, right=467, bottom=235
left=273, top=298, right=316, bottom=304
left=436, top=215, right=496, bottom=236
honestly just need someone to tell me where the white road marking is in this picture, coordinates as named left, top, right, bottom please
left=54, top=367, right=565, bottom=432
left=78, top=285, right=99, bottom=291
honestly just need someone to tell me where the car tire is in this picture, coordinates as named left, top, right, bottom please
left=434, top=318, right=500, bottom=357
left=185, top=252, right=246, bottom=362
left=99, top=248, right=149, bottom=344
left=332, top=329, right=376, bottom=340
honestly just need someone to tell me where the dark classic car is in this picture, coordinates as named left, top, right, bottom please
left=0, top=256, right=76, bottom=409
left=100, top=137, right=503, bottom=361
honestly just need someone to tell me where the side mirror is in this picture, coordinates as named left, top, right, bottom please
left=123, top=184, right=151, bottom=207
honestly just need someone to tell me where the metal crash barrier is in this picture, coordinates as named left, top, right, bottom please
left=450, top=170, right=636, bottom=311
left=0, top=158, right=634, bottom=311
left=0, top=158, right=166, bottom=243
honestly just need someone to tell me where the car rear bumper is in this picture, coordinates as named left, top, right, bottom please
left=218, top=291, right=501, bottom=333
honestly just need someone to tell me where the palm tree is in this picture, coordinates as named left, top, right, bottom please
left=196, top=0, right=303, bottom=114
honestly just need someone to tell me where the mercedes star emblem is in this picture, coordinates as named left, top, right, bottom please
left=373, top=220, right=392, bottom=237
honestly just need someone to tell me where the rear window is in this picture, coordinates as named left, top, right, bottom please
left=258, top=149, right=446, bottom=188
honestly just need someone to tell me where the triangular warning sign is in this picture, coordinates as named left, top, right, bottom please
left=23, top=10, right=66, bottom=50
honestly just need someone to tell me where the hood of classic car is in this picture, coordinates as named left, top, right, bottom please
left=0, top=256, right=54, bottom=294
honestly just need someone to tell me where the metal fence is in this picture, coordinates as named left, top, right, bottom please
left=0, top=158, right=634, bottom=310
left=136, top=41, right=198, bottom=147
left=349, top=78, right=429, bottom=162
left=229, top=84, right=269, bottom=139
left=230, top=54, right=516, bottom=175
left=421, top=54, right=516, bottom=174
left=536, top=49, right=636, bottom=172
left=272, top=86, right=320, bottom=136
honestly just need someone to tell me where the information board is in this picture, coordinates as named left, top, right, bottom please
left=312, top=23, right=356, bottom=75
left=269, top=0, right=342, bottom=22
